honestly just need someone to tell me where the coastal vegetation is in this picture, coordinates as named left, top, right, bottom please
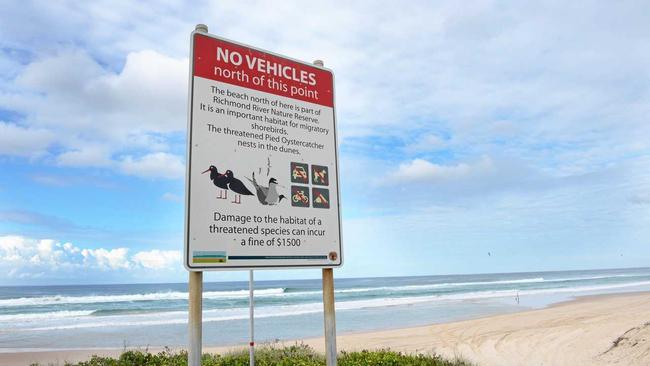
left=33, top=344, right=473, bottom=366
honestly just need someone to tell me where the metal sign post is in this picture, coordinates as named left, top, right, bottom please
left=249, top=270, right=255, bottom=366
left=322, top=268, right=337, bottom=366
left=188, top=270, right=203, bottom=366
left=185, top=23, right=341, bottom=366
left=313, top=59, right=337, bottom=366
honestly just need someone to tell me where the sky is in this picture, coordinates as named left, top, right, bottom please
left=1, top=1, right=649, bottom=285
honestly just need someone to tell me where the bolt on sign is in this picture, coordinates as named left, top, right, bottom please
left=184, top=31, right=342, bottom=270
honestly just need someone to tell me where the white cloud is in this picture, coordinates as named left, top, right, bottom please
left=82, top=247, right=130, bottom=270
left=359, top=154, right=549, bottom=209
left=16, top=49, right=104, bottom=94
left=405, top=134, right=447, bottom=153
left=0, top=122, right=55, bottom=157
left=0, top=235, right=182, bottom=280
left=11, top=49, right=187, bottom=135
left=2, top=1, right=649, bottom=180
left=132, top=249, right=181, bottom=269
left=63, top=242, right=79, bottom=253
left=1, top=48, right=187, bottom=178
left=204, top=1, right=650, bottom=176
left=119, top=152, right=185, bottom=179
left=0, top=235, right=29, bottom=262
left=57, top=146, right=113, bottom=167
left=392, top=156, right=494, bottom=183
left=161, top=192, right=183, bottom=202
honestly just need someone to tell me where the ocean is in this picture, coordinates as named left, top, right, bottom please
left=2, top=267, right=650, bottom=352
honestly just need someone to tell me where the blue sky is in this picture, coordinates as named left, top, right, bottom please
left=1, top=1, right=649, bottom=285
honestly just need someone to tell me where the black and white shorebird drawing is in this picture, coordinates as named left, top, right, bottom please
left=202, top=165, right=229, bottom=199
left=222, top=170, right=254, bottom=204
left=247, top=172, right=286, bottom=205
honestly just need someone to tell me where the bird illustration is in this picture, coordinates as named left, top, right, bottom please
left=202, top=165, right=228, bottom=199
left=222, top=170, right=254, bottom=204
left=247, top=172, right=285, bottom=205
left=265, top=178, right=286, bottom=205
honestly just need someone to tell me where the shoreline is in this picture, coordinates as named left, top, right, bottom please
left=2, top=291, right=649, bottom=365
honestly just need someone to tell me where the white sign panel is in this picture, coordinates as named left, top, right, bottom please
left=184, top=31, right=342, bottom=270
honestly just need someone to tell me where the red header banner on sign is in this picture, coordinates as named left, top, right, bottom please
left=193, top=33, right=334, bottom=108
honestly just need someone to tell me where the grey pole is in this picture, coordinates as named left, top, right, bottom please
left=188, top=271, right=203, bottom=366
left=315, top=57, right=337, bottom=366
left=188, top=24, right=208, bottom=366
left=322, top=267, right=337, bottom=366
left=249, top=270, right=255, bottom=366
left=195, top=23, right=208, bottom=33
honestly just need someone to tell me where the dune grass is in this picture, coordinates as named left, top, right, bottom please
left=35, top=344, right=473, bottom=366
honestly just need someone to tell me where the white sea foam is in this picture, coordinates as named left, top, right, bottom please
left=0, top=288, right=286, bottom=307
left=2, top=273, right=648, bottom=308
left=543, top=273, right=639, bottom=283
left=282, top=277, right=549, bottom=297
left=14, top=280, right=650, bottom=331
left=0, top=310, right=95, bottom=322
left=309, top=274, right=646, bottom=295
left=333, top=277, right=547, bottom=294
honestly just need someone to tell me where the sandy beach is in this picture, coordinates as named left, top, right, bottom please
left=2, top=291, right=649, bottom=366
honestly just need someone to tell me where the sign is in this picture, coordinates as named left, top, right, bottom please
left=184, top=31, right=342, bottom=270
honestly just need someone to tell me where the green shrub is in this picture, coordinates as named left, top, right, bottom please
left=339, top=349, right=473, bottom=366
left=35, top=344, right=472, bottom=366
